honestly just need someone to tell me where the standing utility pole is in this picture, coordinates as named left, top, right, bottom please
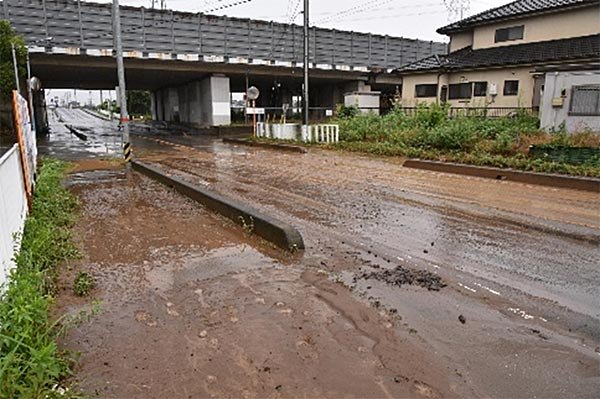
left=11, top=43, right=20, bottom=93
left=302, top=0, right=309, bottom=139
left=112, top=0, right=131, bottom=162
left=26, top=51, right=36, bottom=134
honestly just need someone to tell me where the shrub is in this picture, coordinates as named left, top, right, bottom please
left=335, top=104, right=359, bottom=119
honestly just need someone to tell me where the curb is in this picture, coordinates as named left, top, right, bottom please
left=403, top=159, right=600, bottom=193
left=65, top=124, right=88, bottom=141
left=132, top=161, right=305, bottom=251
left=81, top=107, right=113, bottom=121
left=223, top=138, right=308, bottom=153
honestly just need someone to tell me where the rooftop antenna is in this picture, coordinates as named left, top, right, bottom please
left=443, top=0, right=470, bottom=21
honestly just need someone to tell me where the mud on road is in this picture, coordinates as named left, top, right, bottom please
left=57, top=164, right=460, bottom=398
left=47, top=111, right=599, bottom=397
left=131, top=135, right=600, bottom=398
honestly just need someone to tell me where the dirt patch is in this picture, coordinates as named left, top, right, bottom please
left=68, top=158, right=124, bottom=173
left=358, top=265, right=447, bottom=291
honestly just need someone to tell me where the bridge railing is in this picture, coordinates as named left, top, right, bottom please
left=2, top=0, right=447, bottom=70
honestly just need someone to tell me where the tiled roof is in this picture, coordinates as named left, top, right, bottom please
left=396, top=34, right=600, bottom=73
left=438, top=0, right=598, bottom=34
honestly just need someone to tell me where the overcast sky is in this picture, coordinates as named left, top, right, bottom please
left=50, top=0, right=514, bottom=103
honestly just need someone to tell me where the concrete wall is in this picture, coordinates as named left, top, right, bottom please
left=471, top=7, right=600, bottom=50
left=0, top=144, right=27, bottom=293
left=540, top=71, right=600, bottom=133
left=401, top=67, right=536, bottom=108
left=4, top=0, right=447, bottom=72
left=344, top=92, right=381, bottom=114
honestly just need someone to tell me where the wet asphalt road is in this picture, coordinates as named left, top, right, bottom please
left=135, top=134, right=600, bottom=321
left=47, top=109, right=600, bottom=397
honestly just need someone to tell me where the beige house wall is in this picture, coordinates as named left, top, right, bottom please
left=471, top=6, right=600, bottom=50
left=401, top=73, right=440, bottom=107
left=449, top=31, right=473, bottom=52
left=401, top=67, right=537, bottom=108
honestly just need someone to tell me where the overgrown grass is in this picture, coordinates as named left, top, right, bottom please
left=0, top=158, right=79, bottom=398
left=332, top=103, right=600, bottom=177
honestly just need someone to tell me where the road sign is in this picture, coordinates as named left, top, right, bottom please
left=246, top=107, right=265, bottom=115
left=247, top=86, right=260, bottom=101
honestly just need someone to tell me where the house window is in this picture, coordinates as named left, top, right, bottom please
left=503, top=80, right=519, bottom=96
left=569, top=85, right=600, bottom=116
left=415, top=84, right=438, bottom=98
left=473, top=82, right=488, bottom=97
left=495, top=25, right=524, bottom=43
left=449, top=83, right=472, bottom=100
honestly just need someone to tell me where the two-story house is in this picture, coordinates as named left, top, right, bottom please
left=395, top=0, right=600, bottom=122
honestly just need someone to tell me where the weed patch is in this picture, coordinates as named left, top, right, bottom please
left=331, top=104, right=600, bottom=177
left=73, top=271, right=95, bottom=297
left=0, top=158, right=79, bottom=398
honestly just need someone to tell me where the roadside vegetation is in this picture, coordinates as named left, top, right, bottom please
left=331, top=104, right=600, bottom=177
left=0, top=21, right=26, bottom=135
left=0, top=159, right=79, bottom=398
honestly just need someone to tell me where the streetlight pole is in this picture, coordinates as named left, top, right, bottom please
left=302, top=0, right=309, bottom=140
left=112, top=0, right=131, bottom=162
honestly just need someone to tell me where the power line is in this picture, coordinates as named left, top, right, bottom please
left=288, top=0, right=302, bottom=24
left=315, top=0, right=393, bottom=24
left=202, top=0, right=254, bottom=14
left=330, top=9, right=448, bottom=24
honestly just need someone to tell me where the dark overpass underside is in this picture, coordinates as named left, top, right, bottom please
left=30, top=53, right=402, bottom=93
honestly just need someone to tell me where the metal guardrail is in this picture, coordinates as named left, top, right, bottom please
left=1, top=0, right=447, bottom=71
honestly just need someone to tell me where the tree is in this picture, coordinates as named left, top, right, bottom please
left=0, top=20, right=26, bottom=100
left=0, top=20, right=26, bottom=131
left=127, top=90, right=151, bottom=117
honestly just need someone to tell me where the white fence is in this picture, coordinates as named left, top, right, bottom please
left=306, top=125, right=339, bottom=144
left=0, top=144, right=28, bottom=292
left=256, top=123, right=339, bottom=144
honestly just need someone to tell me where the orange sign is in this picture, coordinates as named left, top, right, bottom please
left=12, top=90, right=37, bottom=211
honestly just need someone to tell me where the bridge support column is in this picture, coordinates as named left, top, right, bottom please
left=153, top=75, right=231, bottom=127
left=155, top=87, right=180, bottom=122
left=197, top=75, right=231, bottom=126
left=150, top=91, right=158, bottom=120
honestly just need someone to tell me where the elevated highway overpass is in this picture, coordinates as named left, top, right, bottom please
left=2, top=0, right=448, bottom=125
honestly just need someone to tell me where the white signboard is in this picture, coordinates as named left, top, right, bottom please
left=246, top=107, right=265, bottom=115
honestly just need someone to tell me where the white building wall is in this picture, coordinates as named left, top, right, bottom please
left=540, top=71, right=600, bottom=133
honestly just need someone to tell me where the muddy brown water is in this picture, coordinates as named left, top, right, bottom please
left=49, top=111, right=599, bottom=397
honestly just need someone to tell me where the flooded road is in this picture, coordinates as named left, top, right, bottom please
left=50, top=110, right=599, bottom=398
